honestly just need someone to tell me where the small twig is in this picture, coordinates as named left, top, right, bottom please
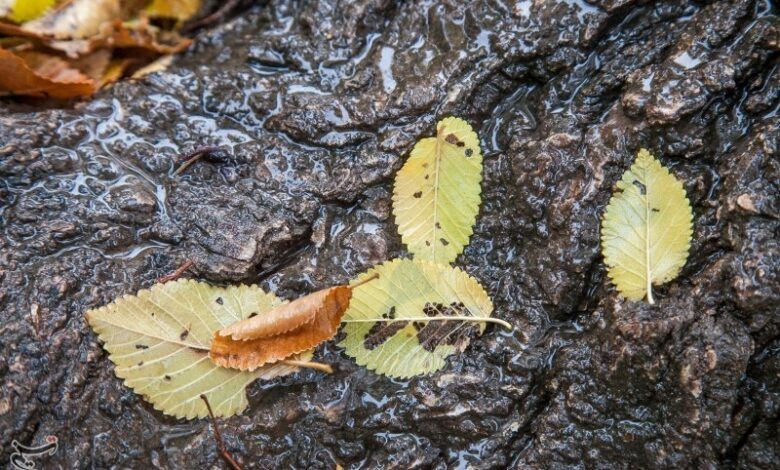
left=280, top=359, right=333, bottom=374
left=342, top=316, right=514, bottom=330
left=173, top=146, right=221, bottom=176
left=157, top=259, right=194, bottom=283
left=200, top=395, right=243, bottom=470
left=351, top=273, right=379, bottom=289
left=183, top=0, right=241, bottom=32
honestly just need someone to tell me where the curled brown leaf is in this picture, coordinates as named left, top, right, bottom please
left=210, top=286, right=352, bottom=371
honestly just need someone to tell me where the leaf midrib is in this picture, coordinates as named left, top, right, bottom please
left=93, top=316, right=210, bottom=351
left=431, top=126, right=443, bottom=262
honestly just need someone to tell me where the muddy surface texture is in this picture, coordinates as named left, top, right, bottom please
left=1, top=0, right=779, bottom=468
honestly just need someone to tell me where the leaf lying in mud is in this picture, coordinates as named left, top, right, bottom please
left=210, top=285, right=354, bottom=371
left=1, top=0, right=57, bottom=23
left=393, top=116, right=483, bottom=265
left=145, top=0, right=202, bottom=21
left=601, top=149, right=693, bottom=304
left=86, top=279, right=313, bottom=419
left=339, top=258, right=503, bottom=379
left=0, top=48, right=95, bottom=98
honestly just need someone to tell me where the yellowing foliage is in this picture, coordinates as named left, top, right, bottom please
left=601, top=149, right=693, bottom=303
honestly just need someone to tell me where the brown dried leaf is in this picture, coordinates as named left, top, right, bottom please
left=210, top=286, right=352, bottom=371
left=0, top=48, right=94, bottom=98
left=68, top=47, right=110, bottom=81
left=104, top=19, right=191, bottom=54
left=42, top=19, right=191, bottom=58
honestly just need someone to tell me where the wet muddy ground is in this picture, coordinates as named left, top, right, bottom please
left=1, top=0, right=779, bottom=468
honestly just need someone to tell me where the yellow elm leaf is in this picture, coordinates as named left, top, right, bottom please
left=4, top=0, right=57, bottom=23
left=86, top=279, right=313, bottom=419
left=601, top=149, right=693, bottom=304
left=393, top=116, right=483, bottom=264
left=145, top=0, right=202, bottom=22
left=339, top=258, right=503, bottom=379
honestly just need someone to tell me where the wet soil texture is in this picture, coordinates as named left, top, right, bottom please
left=1, top=0, right=779, bottom=468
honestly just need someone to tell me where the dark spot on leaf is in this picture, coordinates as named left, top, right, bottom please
left=381, top=306, right=396, bottom=319
left=137, top=361, right=143, bottom=366
left=164, top=375, right=172, bottom=381
left=632, top=179, right=647, bottom=195
left=440, top=238, right=449, bottom=246
left=135, top=344, right=148, bottom=350
left=652, top=208, right=660, bottom=213
left=413, top=302, right=478, bottom=352
left=424, top=174, right=429, bottom=179
left=445, top=133, right=464, bottom=146
left=180, top=330, right=189, bottom=340
left=435, top=222, right=441, bottom=229
left=425, top=241, right=431, bottom=246
left=364, top=307, right=407, bottom=350
left=248, top=312, right=258, bottom=318
left=413, top=191, right=423, bottom=198
left=422, top=163, right=429, bottom=168
left=151, top=312, right=155, bottom=316
left=215, top=297, right=223, bottom=305
left=465, top=148, right=473, bottom=157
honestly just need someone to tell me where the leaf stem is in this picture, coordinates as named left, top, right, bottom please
left=351, top=273, right=379, bottom=289
left=342, top=316, right=513, bottom=330
left=280, top=359, right=333, bottom=374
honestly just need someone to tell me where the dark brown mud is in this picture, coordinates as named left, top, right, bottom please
left=1, top=0, right=779, bottom=468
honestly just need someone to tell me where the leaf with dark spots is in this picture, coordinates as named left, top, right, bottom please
left=413, top=302, right=478, bottom=352
left=364, top=320, right=410, bottom=350
left=632, top=179, right=647, bottom=195
left=601, top=149, right=693, bottom=304
left=364, top=306, right=408, bottom=350
left=393, top=117, right=484, bottom=264
left=340, top=259, right=500, bottom=379
left=445, top=133, right=465, bottom=147
left=86, top=279, right=315, bottom=419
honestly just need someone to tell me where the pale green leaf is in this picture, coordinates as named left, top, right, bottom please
left=339, top=258, right=496, bottom=379
left=393, top=116, right=483, bottom=264
left=601, top=149, right=693, bottom=304
left=86, top=279, right=312, bottom=419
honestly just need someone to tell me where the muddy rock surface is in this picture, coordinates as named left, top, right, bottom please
left=1, top=0, right=779, bottom=468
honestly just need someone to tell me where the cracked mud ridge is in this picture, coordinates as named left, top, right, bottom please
left=1, top=0, right=779, bottom=468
